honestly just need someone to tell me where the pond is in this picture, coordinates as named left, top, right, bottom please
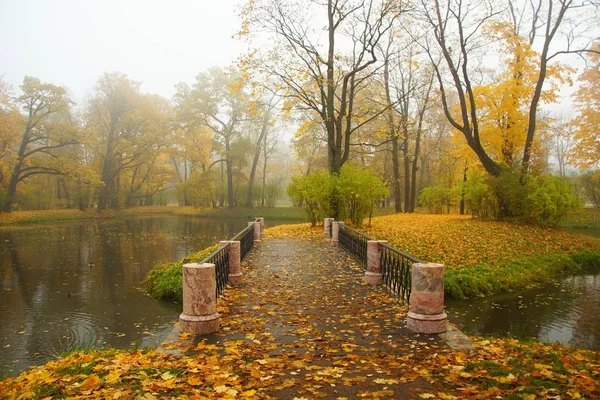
left=0, top=215, right=298, bottom=379
left=446, top=269, right=600, bottom=351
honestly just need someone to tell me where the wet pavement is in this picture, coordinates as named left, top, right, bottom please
left=162, top=236, right=452, bottom=398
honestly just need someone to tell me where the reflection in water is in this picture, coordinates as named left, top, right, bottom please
left=446, top=271, right=600, bottom=351
left=0, top=215, right=293, bottom=378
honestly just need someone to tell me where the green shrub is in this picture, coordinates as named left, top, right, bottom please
left=460, top=169, right=578, bottom=225
left=579, top=170, right=600, bottom=208
left=523, top=175, right=578, bottom=225
left=463, top=171, right=498, bottom=218
left=335, top=163, right=388, bottom=226
left=288, top=165, right=388, bottom=226
left=418, top=185, right=456, bottom=214
left=287, top=170, right=335, bottom=226
left=144, top=244, right=218, bottom=301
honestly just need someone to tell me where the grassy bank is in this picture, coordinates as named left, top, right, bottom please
left=0, top=206, right=309, bottom=227
left=360, top=214, right=600, bottom=299
left=560, top=207, right=600, bottom=229
left=144, top=244, right=218, bottom=301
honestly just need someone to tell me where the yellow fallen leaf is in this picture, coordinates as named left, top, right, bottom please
left=160, top=371, right=175, bottom=380
left=497, top=373, right=516, bottom=384
left=80, top=375, right=101, bottom=391
left=374, top=378, right=398, bottom=385
left=419, top=394, right=436, bottom=399
left=187, top=375, right=204, bottom=386
left=104, top=371, right=122, bottom=384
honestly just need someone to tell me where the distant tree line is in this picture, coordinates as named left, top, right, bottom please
left=0, top=68, right=289, bottom=212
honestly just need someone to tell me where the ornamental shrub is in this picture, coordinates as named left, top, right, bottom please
left=287, top=170, right=335, bottom=226
left=335, top=163, right=388, bottom=226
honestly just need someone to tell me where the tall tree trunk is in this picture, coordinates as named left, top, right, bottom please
left=403, top=135, right=410, bottom=214
left=246, top=112, right=269, bottom=207
left=219, top=162, right=224, bottom=207
left=3, top=163, right=21, bottom=213
left=225, top=135, right=234, bottom=208
left=98, top=135, right=115, bottom=211
left=246, top=153, right=260, bottom=208
left=391, top=136, right=402, bottom=213
left=383, top=52, right=402, bottom=213
left=409, top=153, right=419, bottom=213
left=459, top=161, right=468, bottom=215
left=183, top=158, right=189, bottom=206
left=261, top=142, right=268, bottom=207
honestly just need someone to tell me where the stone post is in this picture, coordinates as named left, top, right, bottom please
left=406, top=263, right=447, bottom=334
left=365, top=240, right=386, bottom=285
left=249, top=221, right=261, bottom=242
left=219, top=240, right=242, bottom=285
left=323, top=218, right=334, bottom=237
left=331, top=221, right=343, bottom=247
left=256, top=217, right=265, bottom=234
left=179, top=263, right=220, bottom=335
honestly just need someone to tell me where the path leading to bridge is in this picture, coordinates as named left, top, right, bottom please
left=164, top=235, right=457, bottom=399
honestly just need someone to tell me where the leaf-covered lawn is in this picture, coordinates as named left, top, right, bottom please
left=360, top=214, right=600, bottom=298
left=362, top=214, right=599, bottom=270
left=2, top=310, right=598, bottom=399
left=1, top=339, right=598, bottom=399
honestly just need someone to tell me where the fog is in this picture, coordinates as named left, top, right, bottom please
left=0, top=0, right=243, bottom=101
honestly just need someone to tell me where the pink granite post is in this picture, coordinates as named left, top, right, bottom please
left=179, top=263, right=220, bottom=335
left=365, top=240, right=386, bottom=285
left=331, top=221, right=343, bottom=246
left=406, top=263, right=447, bottom=334
left=219, top=240, right=242, bottom=285
left=249, top=221, right=261, bottom=242
left=323, top=218, right=334, bottom=237
left=256, top=218, right=265, bottom=234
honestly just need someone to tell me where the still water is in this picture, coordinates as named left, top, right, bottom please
left=0, top=215, right=295, bottom=378
left=446, top=270, right=600, bottom=351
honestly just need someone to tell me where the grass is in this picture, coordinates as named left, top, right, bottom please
left=144, top=244, right=218, bottom=301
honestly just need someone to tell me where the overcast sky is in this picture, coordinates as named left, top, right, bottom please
left=0, top=0, right=244, bottom=103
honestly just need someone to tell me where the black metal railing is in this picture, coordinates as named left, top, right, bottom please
left=198, top=218, right=260, bottom=298
left=202, top=243, right=231, bottom=298
left=232, top=224, right=255, bottom=262
left=380, top=243, right=420, bottom=304
left=338, top=224, right=372, bottom=270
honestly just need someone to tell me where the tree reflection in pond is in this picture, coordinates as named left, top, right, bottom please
left=446, top=271, right=600, bottom=351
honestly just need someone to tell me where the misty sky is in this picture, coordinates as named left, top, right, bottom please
left=0, top=0, right=244, bottom=102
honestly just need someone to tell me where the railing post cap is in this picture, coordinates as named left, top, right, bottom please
left=413, top=262, right=444, bottom=269
left=183, top=262, right=215, bottom=269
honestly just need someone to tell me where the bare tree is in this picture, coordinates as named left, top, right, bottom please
left=242, top=1, right=406, bottom=173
